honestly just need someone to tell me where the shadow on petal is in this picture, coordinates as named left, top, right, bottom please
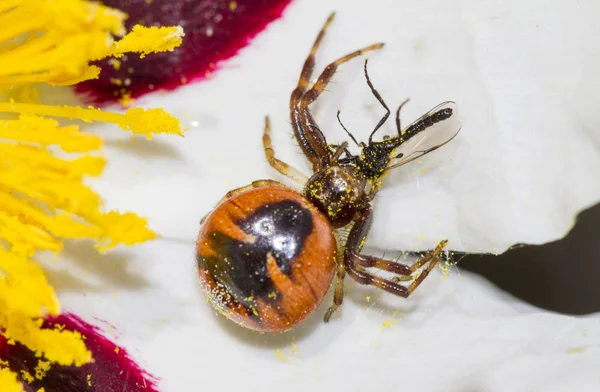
left=457, top=202, right=600, bottom=315
left=45, top=240, right=154, bottom=293
left=104, top=136, right=183, bottom=160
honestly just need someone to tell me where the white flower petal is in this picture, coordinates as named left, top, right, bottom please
left=87, top=0, right=600, bottom=255
left=46, top=0, right=600, bottom=391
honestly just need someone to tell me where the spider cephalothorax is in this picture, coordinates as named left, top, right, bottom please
left=304, top=163, right=369, bottom=228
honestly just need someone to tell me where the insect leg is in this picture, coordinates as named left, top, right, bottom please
left=394, top=98, right=411, bottom=135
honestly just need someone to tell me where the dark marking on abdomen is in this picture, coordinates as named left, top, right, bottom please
left=200, top=200, right=314, bottom=306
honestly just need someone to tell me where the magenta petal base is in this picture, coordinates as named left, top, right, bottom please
left=0, top=314, right=158, bottom=392
left=77, top=0, right=293, bottom=105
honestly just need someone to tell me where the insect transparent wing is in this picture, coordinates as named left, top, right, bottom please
left=386, top=101, right=461, bottom=171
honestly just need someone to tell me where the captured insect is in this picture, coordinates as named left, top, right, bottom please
left=196, top=12, right=461, bottom=332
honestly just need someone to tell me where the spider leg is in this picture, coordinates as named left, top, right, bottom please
left=344, top=207, right=447, bottom=298
left=330, top=141, right=349, bottom=161
left=290, top=13, right=336, bottom=171
left=328, top=144, right=352, bottom=155
left=296, top=42, right=383, bottom=171
left=324, top=259, right=346, bottom=322
left=263, top=116, right=309, bottom=186
left=391, top=248, right=453, bottom=282
left=299, top=43, right=384, bottom=110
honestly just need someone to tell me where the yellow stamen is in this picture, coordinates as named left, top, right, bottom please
left=0, top=368, right=24, bottom=392
left=0, top=102, right=184, bottom=138
left=0, top=0, right=186, bottom=388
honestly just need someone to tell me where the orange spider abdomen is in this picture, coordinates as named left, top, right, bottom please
left=196, top=185, right=337, bottom=332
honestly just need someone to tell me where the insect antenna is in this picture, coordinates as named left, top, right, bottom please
left=364, top=59, right=391, bottom=144
left=336, top=109, right=361, bottom=147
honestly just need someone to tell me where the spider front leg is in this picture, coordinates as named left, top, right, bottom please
left=295, top=43, right=383, bottom=172
left=298, top=43, right=384, bottom=110
left=290, top=13, right=384, bottom=172
left=328, top=143, right=352, bottom=158
left=343, top=207, right=447, bottom=304
left=290, top=13, right=336, bottom=171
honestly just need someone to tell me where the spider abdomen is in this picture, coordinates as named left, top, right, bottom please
left=197, top=185, right=337, bottom=332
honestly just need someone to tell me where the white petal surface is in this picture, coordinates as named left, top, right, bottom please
left=49, top=0, right=600, bottom=391
left=87, top=0, right=600, bottom=254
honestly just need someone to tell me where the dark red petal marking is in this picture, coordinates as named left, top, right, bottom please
left=77, top=0, right=293, bottom=105
left=0, top=313, right=158, bottom=392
